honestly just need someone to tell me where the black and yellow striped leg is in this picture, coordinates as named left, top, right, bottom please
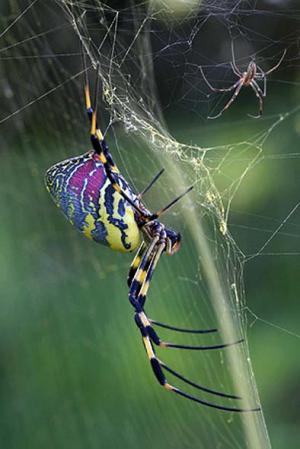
left=83, top=59, right=146, bottom=216
left=130, top=245, right=260, bottom=411
left=140, top=329, right=259, bottom=412
left=83, top=63, right=120, bottom=174
left=136, top=305, right=243, bottom=351
left=130, top=243, right=220, bottom=334
left=136, top=315, right=246, bottom=405
left=134, top=242, right=165, bottom=309
left=128, top=237, right=160, bottom=309
left=130, top=246, right=242, bottom=401
left=90, top=132, right=145, bottom=216
left=133, top=248, right=243, bottom=350
left=136, top=309, right=259, bottom=410
left=127, top=241, right=149, bottom=288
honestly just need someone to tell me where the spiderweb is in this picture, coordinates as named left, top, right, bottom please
left=1, top=1, right=299, bottom=448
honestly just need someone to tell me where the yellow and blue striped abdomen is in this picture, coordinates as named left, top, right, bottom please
left=45, top=151, right=141, bottom=253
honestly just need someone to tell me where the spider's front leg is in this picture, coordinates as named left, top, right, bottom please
left=83, top=61, right=146, bottom=216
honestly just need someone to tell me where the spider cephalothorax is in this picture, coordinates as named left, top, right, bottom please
left=45, top=56, right=260, bottom=413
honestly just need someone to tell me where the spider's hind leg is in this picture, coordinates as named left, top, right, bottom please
left=131, top=248, right=242, bottom=350
left=150, top=319, right=217, bottom=334
left=128, top=244, right=256, bottom=410
left=136, top=310, right=243, bottom=351
left=138, top=329, right=260, bottom=412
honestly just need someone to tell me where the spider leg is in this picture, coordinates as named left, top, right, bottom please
left=230, top=62, right=241, bottom=77
left=200, top=66, right=240, bottom=92
left=150, top=319, right=217, bottom=334
left=151, top=185, right=193, bottom=220
left=252, top=79, right=265, bottom=98
left=128, top=239, right=218, bottom=332
left=138, top=169, right=165, bottom=199
left=262, top=75, right=267, bottom=97
left=254, top=64, right=265, bottom=79
left=208, top=81, right=243, bottom=119
left=138, top=309, right=243, bottom=350
left=254, top=64, right=267, bottom=98
left=128, top=236, right=161, bottom=308
left=248, top=80, right=264, bottom=118
left=141, top=334, right=260, bottom=412
left=129, top=243, right=218, bottom=334
left=127, top=241, right=147, bottom=287
left=264, top=48, right=287, bottom=75
left=253, top=68, right=267, bottom=96
left=129, top=240, right=164, bottom=309
left=83, top=62, right=147, bottom=217
left=230, top=41, right=242, bottom=76
left=83, top=50, right=94, bottom=121
left=159, top=359, right=241, bottom=399
left=258, top=76, right=267, bottom=98
left=130, top=241, right=242, bottom=348
left=129, top=243, right=259, bottom=410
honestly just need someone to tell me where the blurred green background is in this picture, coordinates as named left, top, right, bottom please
left=0, top=1, right=299, bottom=448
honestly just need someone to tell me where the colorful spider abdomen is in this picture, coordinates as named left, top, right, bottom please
left=45, top=150, right=141, bottom=252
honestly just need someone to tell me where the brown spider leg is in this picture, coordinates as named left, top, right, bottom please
left=230, top=40, right=242, bottom=76
left=254, top=64, right=265, bottom=78
left=248, top=80, right=264, bottom=118
left=200, top=66, right=240, bottom=93
left=253, top=64, right=267, bottom=96
left=208, top=81, right=243, bottom=119
left=264, top=48, right=287, bottom=76
left=253, top=69, right=267, bottom=98
left=251, top=79, right=265, bottom=97
left=132, top=246, right=249, bottom=405
left=262, top=75, right=267, bottom=97
left=230, top=62, right=241, bottom=77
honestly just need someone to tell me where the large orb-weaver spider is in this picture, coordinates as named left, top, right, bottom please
left=200, top=43, right=287, bottom=119
left=45, top=59, right=260, bottom=413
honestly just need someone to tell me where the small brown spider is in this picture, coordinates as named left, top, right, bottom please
left=200, top=43, right=287, bottom=119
